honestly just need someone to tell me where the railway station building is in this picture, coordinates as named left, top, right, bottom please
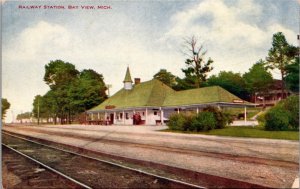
left=87, top=67, right=254, bottom=125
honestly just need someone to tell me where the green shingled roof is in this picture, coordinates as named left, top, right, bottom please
left=123, top=67, right=133, bottom=83
left=90, top=79, right=174, bottom=111
left=163, top=86, right=246, bottom=107
left=90, top=80, right=250, bottom=112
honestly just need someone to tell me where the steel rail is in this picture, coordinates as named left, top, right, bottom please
left=2, top=143, right=92, bottom=189
left=3, top=131, right=205, bottom=189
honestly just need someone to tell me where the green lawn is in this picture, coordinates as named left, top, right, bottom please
left=163, top=126, right=299, bottom=141
left=223, top=107, right=263, bottom=119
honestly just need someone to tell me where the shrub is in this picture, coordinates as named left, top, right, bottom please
left=191, top=111, right=216, bottom=131
left=265, top=106, right=290, bottom=131
left=281, top=95, right=299, bottom=130
left=167, top=113, right=186, bottom=131
left=167, top=106, right=232, bottom=131
left=203, top=106, right=233, bottom=129
left=182, top=113, right=195, bottom=131
left=264, top=95, right=299, bottom=131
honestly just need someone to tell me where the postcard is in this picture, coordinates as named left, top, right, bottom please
left=2, top=0, right=299, bottom=188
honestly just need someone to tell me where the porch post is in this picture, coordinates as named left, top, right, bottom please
left=160, top=108, right=164, bottom=125
left=91, top=113, right=94, bottom=120
left=177, top=108, right=179, bottom=114
left=97, top=112, right=100, bottom=120
left=145, top=108, right=148, bottom=125
left=196, top=107, right=199, bottom=114
left=123, top=110, right=125, bottom=124
left=133, top=110, right=135, bottom=125
left=113, top=112, right=116, bottom=125
left=244, top=106, right=247, bottom=124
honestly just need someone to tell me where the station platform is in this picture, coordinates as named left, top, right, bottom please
left=3, top=124, right=299, bottom=188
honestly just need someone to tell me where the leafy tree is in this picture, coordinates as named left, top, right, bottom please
left=43, top=60, right=80, bottom=124
left=1, top=98, right=10, bottom=119
left=69, top=69, right=107, bottom=114
left=182, top=36, right=213, bottom=88
left=265, top=32, right=299, bottom=98
left=17, top=112, right=32, bottom=123
left=32, top=95, right=44, bottom=124
left=172, top=77, right=192, bottom=91
left=207, top=71, right=249, bottom=100
left=153, top=69, right=177, bottom=88
left=172, top=76, right=208, bottom=91
left=264, top=95, right=299, bottom=131
left=243, top=60, right=273, bottom=104
left=285, top=57, right=299, bottom=93
left=44, top=60, right=79, bottom=89
left=32, top=93, right=58, bottom=123
left=34, top=61, right=107, bottom=124
left=33, top=95, right=42, bottom=118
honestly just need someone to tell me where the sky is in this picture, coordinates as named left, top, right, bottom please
left=2, top=0, right=299, bottom=122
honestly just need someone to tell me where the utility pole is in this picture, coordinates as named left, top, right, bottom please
left=11, top=110, right=14, bottom=123
left=37, top=96, right=40, bottom=125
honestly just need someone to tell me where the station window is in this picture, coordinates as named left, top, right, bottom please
left=126, top=113, right=129, bottom=119
left=142, top=112, right=145, bottom=116
left=120, top=113, right=123, bottom=119
left=154, top=111, right=157, bottom=115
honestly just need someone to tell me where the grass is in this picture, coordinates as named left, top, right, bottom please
left=223, top=107, right=263, bottom=119
left=163, top=126, right=299, bottom=141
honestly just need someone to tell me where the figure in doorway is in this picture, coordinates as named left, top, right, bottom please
left=133, top=113, right=142, bottom=125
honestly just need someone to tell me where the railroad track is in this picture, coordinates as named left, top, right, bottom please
left=2, top=144, right=87, bottom=189
left=2, top=132, right=203, bottom=189
left=2, top=130, right=275, bottom=188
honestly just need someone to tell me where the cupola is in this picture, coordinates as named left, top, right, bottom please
left=123, top=67, right=133, bottom=90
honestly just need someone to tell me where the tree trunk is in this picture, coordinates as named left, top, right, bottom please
left=281, top=71, right=284, bottom=99
left=68, top=109, right=71, bottom=124
left=60, top=112, right=63, bottom=124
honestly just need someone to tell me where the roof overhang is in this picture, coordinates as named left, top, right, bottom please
left=87, top=106, right=162, bottom=113
left=87, top=102, right=257, bottom=113
left=161, top=102, right=256, bottom=109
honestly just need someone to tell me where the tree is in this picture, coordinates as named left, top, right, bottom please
left=285, top=57, right=299, bottom=93
left=153, top=69, right=177, bottom=88
left=32, top=93, right=57, bottom=124
left=44, top=60, right=79, bottom=89
left=2, top=98, right=10, bottom=119
left=43, top=60, right=80, bottom=124
left=34, top=61, right=108, bottom=124
left=265, top=32, right=298, bottom=98
left=17, top=112, right=32, bottom=123
left=243, top=60, right=273, bottom=104
left=207, top=71, right=249, bottom=100
left=182, top=36, right=213, bottom=88
left=69, top=69, right=107, bottom=114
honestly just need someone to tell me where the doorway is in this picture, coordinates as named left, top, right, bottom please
left=110, top=113, right=114, bottom=124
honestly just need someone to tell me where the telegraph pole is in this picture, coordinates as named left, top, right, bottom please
left=37, top=96, right=40, bottom=125
left=11, top=110, right=14, bottom=123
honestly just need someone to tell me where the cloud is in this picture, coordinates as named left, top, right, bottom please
left=6, top=21, right=71, bottom=57
left=2, top=21, right=72, bottom=121
left=2, top=19, right=184, bottom=121
left=161, top=0, right=297, bottom=74
left=2, top=1, right=298, bottom=122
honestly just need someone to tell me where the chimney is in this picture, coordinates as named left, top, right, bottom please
left=134, top=78, right=141, bottom=85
